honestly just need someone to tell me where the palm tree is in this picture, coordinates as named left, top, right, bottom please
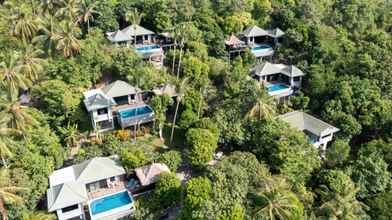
left=253, top=176, right=303, bottom=220
left=0, top=128, right=21, bottom=168
left=0, top=95, right=38, bottom=132
left=246, top=84, right=276, bottom=121
left=125, top=8, right=143, bottom=47
left=171, top=30, right=178, bottom=74
left=3, top=2, right=40, bottom=42
left=53, top=21, right=81, bottom=58
left=56, top=0, right=79, bottom=22
left=0, top=169, right=26, bottom=220
left=19, top=45, right=45, bottom=82
left=175, top=23, right=190, bottom=79
left=33, top=15, right=58, bottom=56
left=77, top=0, right=100, bottom=33
left=21, top=211, right=55, bottom=220
left=170, top=77, right=188, bottom=143
left=0, top=53, right=31, bottom=99
left=41, top=0, right=61, bottom=15
left=58, top=123, right=80, bottom=148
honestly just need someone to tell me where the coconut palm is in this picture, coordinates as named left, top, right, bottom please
left=3, top=2, right=40, bottom=42
left=77, top=0, right=100, bottom=33
left=0, top=169, right=26, bottom=220
left=246, top=84, right=276, bottom=121
left=0, top=95, right=38, bottom=132
left=56, top=0, right=79, bottom=22
left=125, top=8, right=143, bottom=47
left=19, top=45, right=45, bottom=82
left=175, top=23, right=190, bottom=79
left=58, top=123, right=81, bottom=148
left=21, top=211, right=55, bottom=220
left=253, top=176, right=303, bottom=220
left=33, top=15, right=58, bottom=56
left=0, top=128, right=20, bottom=168
left=53, top=20, right=81, bottom=58
left=170, top=77, right=189, bottom=143
left=0, top=53, right=31, bottom=99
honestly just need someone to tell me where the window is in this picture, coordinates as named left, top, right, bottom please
left=321, top=134, right=332, bottom=139
left=62, top=204, right=78, bottom=213
left=110, top=176, right=116, bottom=182
left=114, top=96, right=129, bottom=105
left=294, top=76, right=301, bottom=81
left=97, top=108, right=108, bottom=115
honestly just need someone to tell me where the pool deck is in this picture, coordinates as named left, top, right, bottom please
left=88, top=180, right=127, bottom=200
left=112, top=102, right=146, bottom=113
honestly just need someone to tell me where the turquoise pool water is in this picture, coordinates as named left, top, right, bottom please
left=251, top=44, right=272, bottom=51
left=119, top=106, right=153, bottom=119
left=90, top=191, right=133, bottom=215
left=268, top=84, right=289, bottom=92
left=135, top=44, right=161, bottom=53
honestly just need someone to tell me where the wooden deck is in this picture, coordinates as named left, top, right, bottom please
left=88, top=180, right=127, bottom=200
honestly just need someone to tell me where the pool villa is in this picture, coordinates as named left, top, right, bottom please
left=278, top=111, right=340, bottom=151
left=47, top=157, right=135, bottom=220
left=225, top=26, right=285, bottom=59
left=83, top=80, right=154, bottom=132
left=106, top=24, right=164, bottom=68
left=251, top=62, right=305, bottom=98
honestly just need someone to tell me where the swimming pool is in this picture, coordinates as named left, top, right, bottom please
left=135, top=44, right=161, bottom=53
left=119, top=106, right=153, bottom=119
left=90, top=191, right=133, bottom=215
left=268, top=84, right=290, bottom=92
left=251, top=44, right=272, bottom=51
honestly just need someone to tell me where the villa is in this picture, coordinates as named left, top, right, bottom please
left=251, top=62, right=305, bottom=97
left=278, top=111, right=340, bottom=151
left=83, top=80, right=154, bottom=132
left=106, top=24, right=164, bottom=68
left=47, top=157, right=135, bottom=220
left=226, top=25, right=285, bottom=58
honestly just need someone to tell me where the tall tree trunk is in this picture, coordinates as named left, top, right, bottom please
left=159, top=123, right=164, bottom=141
left=0, top=199, right=8, bottom=220
left=87, top=19, right=90, bottom=33
left=1, top=155, right=8, bottom=169
left=171, top=40, right=177, bottom=74
left=170, top=99, right=180, bottom=143
left=176, top=43, right=183, bottom=79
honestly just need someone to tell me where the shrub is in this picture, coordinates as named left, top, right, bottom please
left=158, top=151, right=182, bottom=172
left=155, top=172, right=181, bottom=208
left=186, top=128, right=218, bottom=168
left=120, top=149, right=147, bottom=170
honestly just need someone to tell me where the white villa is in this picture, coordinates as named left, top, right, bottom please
left=226, top=25, right=285, bottom=58
left=83, top=80, right=154, bottom=132
left=251, top=62, right=305, bottom=97
left=278, top=111, right=340, bottom=151
left=47, top=157, right=134, bottom=220
left=106, top=24, right=164, bottom=68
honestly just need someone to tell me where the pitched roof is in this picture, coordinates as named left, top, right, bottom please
left=225, top=34, right=245, bottom=46
left=47, top=182, right=88, bottom=212
left=83, top=90, right=116, bottom=111
left=107, top=30, right=133, bottom=42
left=252, top=62, right=305, bottom=77
left=267, top=28, right=285, bottom=38
left=135, top=163, right=170, bottom=186
left=73, top=157, right=126, bottom=184
left=47, top=157, right=126, bottom=211
left=278, top=111, right=340, bottom=136
left=240, top=26, right=269, bottom=37
left=152, top=84, right=178, bottom=97
left=102, top=80, right=141, bottom=98
left=121, top=24, right=155, bottom=37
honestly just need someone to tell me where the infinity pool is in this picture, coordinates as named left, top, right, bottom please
left=119, top=106, right=153, bottom=119
left=268, top=84, right=290, bottom=92
left=251, top=44, right=272, bottom=51
left=90, top=191, right=133, bottom=215
left=135, top=44, right=161, bottom=53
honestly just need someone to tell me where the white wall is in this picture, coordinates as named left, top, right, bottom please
left=56, top=204, right=84, bottom=220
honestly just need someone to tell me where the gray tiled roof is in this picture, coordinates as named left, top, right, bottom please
left=121, top=24, right=155, bottom=37
left=240, top=25, right=269, bottom=37
left=107, top=30, right=133, bottom=42
left=47, top=182, right=88, bottom=212
left=278, top=111, right=340, bottom=136
left=83, top=92, right=116, bottom=111
left=251, top=62, right=305, bottom=77
left=102, top=80, right=141, bottom=98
